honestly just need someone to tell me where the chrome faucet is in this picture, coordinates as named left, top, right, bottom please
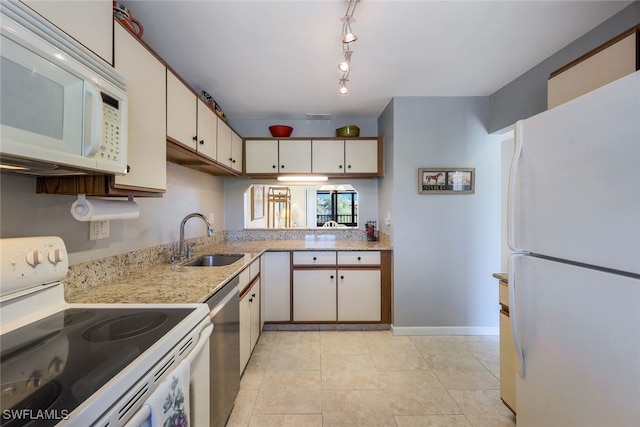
left=178, top=213, right=214, bottom=260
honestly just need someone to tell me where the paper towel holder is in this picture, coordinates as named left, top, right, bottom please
left=71, top=194, right=140, bottom=222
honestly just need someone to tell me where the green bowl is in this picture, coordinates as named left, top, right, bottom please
left=336, top=125, right=360, bottom=137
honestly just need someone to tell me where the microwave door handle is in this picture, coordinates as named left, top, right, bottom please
left=83, top=82, right=103, bottom=157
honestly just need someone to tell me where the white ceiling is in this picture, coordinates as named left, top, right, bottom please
left=128, top=1, right=632, bottom=121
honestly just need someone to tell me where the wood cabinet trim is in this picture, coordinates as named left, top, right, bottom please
left=549, top=24, right=640, bottom=78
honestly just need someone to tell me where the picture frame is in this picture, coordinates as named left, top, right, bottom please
left=418, top=168, right=475, bottom=194
left=251, top=185, right=265, bottom=219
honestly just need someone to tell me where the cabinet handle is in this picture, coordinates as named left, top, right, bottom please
left=229, top=157, right=233, bottom=161
left=357, top=256, right=361, bottom=261
left=232, top=159, right=236, bottom=163
left=313, top=256, right=317, bottom=261
left=272, top=165, right=277, bottom=169
left=199, top=139, right=204, bottom=145
left=249, top=298, right=253, bottom=303
left=340, top=275, right=344, bottom=280
left=251, top=293, right=256, bottom=298
left=192, top=136, right=197, bottom=142
left=330, top=275, right=334, bottom=279
left=339, top=165, right=343, bottom=169
left=281, top=165, right=285, bottom=169
left=126, top=165, right=131, bottom=173
left=348, top=165, right=352, bottom=169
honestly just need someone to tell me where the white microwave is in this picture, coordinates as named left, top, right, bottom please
left=0, top=2, right=128, bottom=176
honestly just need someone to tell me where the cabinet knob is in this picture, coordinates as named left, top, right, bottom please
left=348, top=165, right=352, bottom=169
left=232, top=159, right=236, bottom=163
left=340, top=275, right=344, bottom=280
left=199, top=139, right=204, bottom=145
left=229, top=157, right=233, bottom=161
left=126, top=165, right=131, bottom=173
left=272, top=165, right=277, bottom=169
left=192, top=136, right=197, bottom=142
left=313, top=257, right=317, bottom=261
left=339, top=165, right=343, bottom=169
left=357, top=256, right=361, bottom=261
left=251, top=293, right=256, bottom=298
left=281, top=165, right=285, bottom=169
left=330, top=275, right=334, bottom=279
left=249, top=298, right=253, bottom=303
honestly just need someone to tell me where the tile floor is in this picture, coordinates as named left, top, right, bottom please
left=226, top=330, right=516, bottom=427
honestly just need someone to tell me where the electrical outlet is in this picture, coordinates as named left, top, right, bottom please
left=89, top=220, right=109, bottom=240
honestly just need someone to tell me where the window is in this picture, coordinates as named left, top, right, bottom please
left=316, top=190, right=358, bottom=227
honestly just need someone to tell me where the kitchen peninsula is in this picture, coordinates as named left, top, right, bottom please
left=65, top=232, right=392, bottom=328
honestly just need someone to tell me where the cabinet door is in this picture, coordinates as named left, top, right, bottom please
left=337, top=270, right=381, bottom=321
left=250, top=279, right=261, bottom=350
left=23, top=1, right=112, bottom=64
left=500, top=311, right=517, bottom=413
left=345, top=139, right=379, bottom=174
left=196, top=100, right=218, bottom=160
left=245, top=140, right=279, bottom=174
left=279, top=140, right=311, bottom=173
left=216, top=118, right=232, bottom=166
left=113, top=25, right=166, bottom=191
left=312, top=140, right=344, bottom=173
left=230, top=131, right=243, bottom=173
left=239, top=291, right=251, bottom=372
left=293, top=270, right=336, bottom=322
left=263, top=252, right=291, bottom=322
left=167, top=71, right=197, bottom=150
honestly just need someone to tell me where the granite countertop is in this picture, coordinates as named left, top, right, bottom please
left=67, top=239, right=391, bottom=305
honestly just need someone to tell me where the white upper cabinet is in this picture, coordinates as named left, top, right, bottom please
left=113, top=24, right=166, bottom=192
left=167, top=71, right=197, bottom=150
left=313, top=139, right=379, bottom=174
left=22, top=0, right=112, bottom=64
left=279, top=139, right=311, bottom=174
left=230, top=131, right=243, bottom=173
left=196, top=99, right=218, bottom=160
left=245, top=140, right=279, bottom=174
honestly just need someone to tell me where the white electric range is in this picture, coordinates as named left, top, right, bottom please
left=0, top=236, right=211, bottom=427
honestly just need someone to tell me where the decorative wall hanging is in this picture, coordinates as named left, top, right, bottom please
left=418, top=168, right=475, bottom=194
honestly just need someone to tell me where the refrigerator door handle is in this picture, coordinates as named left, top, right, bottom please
left=508, top=253, right=526, bottom=377
left=507, top=121, right=524, bottom=253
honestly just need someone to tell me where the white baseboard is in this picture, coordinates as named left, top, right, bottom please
left=391, top=325, right=499, bottom=336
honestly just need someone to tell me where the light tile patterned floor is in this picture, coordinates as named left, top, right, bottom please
left=227, top=331, right=516, bottom=427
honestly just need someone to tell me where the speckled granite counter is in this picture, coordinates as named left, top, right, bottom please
left=66, top=239, right=392, bottom=305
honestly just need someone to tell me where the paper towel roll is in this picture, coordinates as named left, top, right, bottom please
left=71, top=196, right=140, bottom=221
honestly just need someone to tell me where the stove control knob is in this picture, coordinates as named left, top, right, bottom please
left=25, top=250, right=43, bottom=267
left=48, top=248, right=65, bottom=265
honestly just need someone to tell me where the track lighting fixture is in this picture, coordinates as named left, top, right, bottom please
left=337, top=0, right=360, bottom=95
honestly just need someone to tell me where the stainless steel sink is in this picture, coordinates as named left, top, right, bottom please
left=183, top=254, right=244, bottom=267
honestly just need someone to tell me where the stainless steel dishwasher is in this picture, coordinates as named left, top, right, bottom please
left=206, top=275, right=240, bottom=427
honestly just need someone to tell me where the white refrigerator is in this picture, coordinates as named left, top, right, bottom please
left=508, top=70, right=640, bottom=427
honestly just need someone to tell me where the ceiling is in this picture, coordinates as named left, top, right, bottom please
left=128, top=1, right=632, bottom=121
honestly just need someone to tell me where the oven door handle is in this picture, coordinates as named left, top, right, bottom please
left=185, top=322, right=213, bottom=366
left=123, top=321, right=213, bottom=427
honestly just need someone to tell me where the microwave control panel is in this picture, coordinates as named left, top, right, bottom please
left=99, top=93, right=122, bottom=166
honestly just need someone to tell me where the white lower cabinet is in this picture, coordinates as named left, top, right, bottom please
left=240, top=277, right=260, bottom=373
left=293, top=270, right=337, bottom=322
left=262, top=252, right=291, bottom=322
left=337, top=270, right=381, bottom=322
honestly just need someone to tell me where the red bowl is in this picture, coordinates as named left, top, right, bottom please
left=269, top=125, right=293, bottom=137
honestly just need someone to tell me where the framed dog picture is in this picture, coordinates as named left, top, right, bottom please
left=418, top=168, right=475, bottom=194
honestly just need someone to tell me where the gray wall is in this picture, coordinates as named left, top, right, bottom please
left=489, top=2, right=640, bottom=132
left=379, top=97, right=502, bottom=329
left=0, top=163, right=225, bottom=265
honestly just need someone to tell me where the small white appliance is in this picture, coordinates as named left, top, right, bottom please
left=508, top=70, right=640, bottom=426
left=0, top=236, right=211, bottom=426
left=0, top=1, right=128, bottom=176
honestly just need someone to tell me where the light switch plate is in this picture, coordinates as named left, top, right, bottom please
left=90, top=220, right=109, bottom=240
